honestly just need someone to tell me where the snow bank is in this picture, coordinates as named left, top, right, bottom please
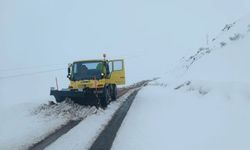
left=0, top=88, right=136, bottom=150
left=112, top=84, right=250, bottom=150
left=0, top=102, right=96, bottom=150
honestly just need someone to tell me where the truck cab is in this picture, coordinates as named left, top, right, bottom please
left=50, top=57, right=125, bottom=108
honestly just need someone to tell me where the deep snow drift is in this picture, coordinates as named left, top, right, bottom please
left=112, top=17, right=250, bottom=150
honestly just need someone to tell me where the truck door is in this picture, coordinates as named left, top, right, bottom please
left=108, top=59, right=125, bottom=85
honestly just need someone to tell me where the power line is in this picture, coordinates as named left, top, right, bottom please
left=0, top=53, right=149, bottom=80
left=0, top=68, right=66, bottom=80
left=0, top=53, right=148, bottom=72
left=0, top=63, right=68, bottom=72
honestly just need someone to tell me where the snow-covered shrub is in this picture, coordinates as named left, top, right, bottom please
left=220, top=42, right=227, bottom=47
left=174, top=81, right=191, bottom=90
left=222, top=23, right=235, bottom=32
left=148, top=82, right=167, bottom=87
left=229, top=33, right=242, bottom=41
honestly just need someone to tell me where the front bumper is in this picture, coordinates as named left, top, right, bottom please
left=50, top=88, right=103, bottom=105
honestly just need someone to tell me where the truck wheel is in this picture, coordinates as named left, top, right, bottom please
left=111, top=84, right=117, bottom=101
left=100, top=86, right=110, bottom=108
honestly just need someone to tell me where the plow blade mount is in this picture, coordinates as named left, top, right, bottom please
left=50, top=89, right=102, bottom=106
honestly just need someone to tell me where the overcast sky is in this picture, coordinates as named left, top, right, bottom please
left=1, top=0, right=250, bottom=105
left=1, top=0, right=250, bottom=66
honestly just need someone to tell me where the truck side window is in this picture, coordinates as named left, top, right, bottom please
left=109, top=61, right=113, bottom=73
left=113, top=61, right=123, bottom=71
left=73, top=63, right=78, bottom=74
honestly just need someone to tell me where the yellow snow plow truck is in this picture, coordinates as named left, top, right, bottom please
left=50, top=55, right=125, bottom=107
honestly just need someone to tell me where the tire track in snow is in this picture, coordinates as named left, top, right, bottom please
left=89, top=81, right=150, bottom=150
left=28, top=81, right=150, bottom=150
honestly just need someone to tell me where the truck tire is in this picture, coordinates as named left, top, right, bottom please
left=111, top=84, right=117, bottom=101
left=100, top=86, right=110, bottom=108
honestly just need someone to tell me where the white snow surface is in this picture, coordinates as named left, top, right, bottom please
left=0, top=89, right=135, bottom=150
left=0, top=101, right=99, bottom=150
left=1, top=3, right=250, bottom=150
left=112, top=84, right=250, bottom=150
left=0, top=103, right=67, bottom=150
left=112, top=17, right=250, bottom=150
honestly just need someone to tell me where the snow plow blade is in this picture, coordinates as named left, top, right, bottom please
left=50, top=88, right=102, bottom=106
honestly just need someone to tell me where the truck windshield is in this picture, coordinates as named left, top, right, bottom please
left=72, top=61, right=103, bottom=80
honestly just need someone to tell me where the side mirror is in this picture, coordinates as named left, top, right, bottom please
left=67, top=63, right=72, bottom=79
left=67, top=74, right=71, bottom=79
left=67, top=67, right=70, bottom=74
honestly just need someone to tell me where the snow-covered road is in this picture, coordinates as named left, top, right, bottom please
left=44, top=89, right=137, bottom=150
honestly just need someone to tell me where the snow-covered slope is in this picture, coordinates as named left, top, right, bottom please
left=112, top=17, right=250, bottom=150
left=163, top=16, right=250, bottom=80
left=184, top=30, right=250, bottom=83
